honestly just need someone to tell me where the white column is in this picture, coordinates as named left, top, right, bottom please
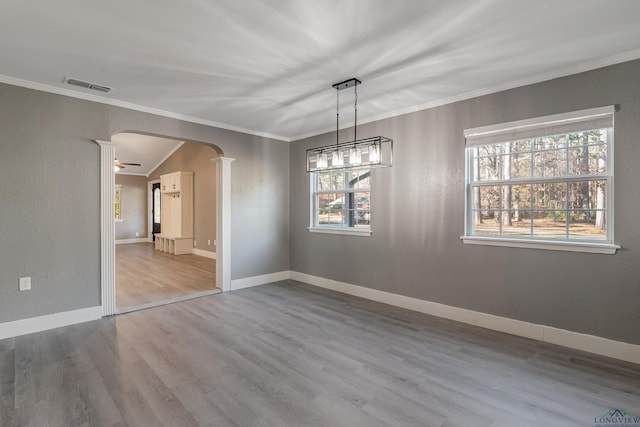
left=212, top=157, right=235, bottom=292
left=96, top=140, right=116, bottom=316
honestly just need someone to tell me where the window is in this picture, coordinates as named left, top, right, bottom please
left=309, top=169, right=372, bottom=236
left=115, top=185, right=122, bottom=222
left=153, top=187, right=161, bottom=224
left=463, top=106, right=618, bottom=254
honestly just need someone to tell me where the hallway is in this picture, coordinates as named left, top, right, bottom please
left=116, top=243, right=218, bottom=311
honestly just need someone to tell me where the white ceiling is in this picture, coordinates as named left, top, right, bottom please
left=112, top=133, right=183, bottom=176
left=2, top=1, right=640, bottom=142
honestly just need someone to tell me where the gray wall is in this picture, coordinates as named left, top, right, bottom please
left=115, top=174, right=148, bottom=240
left=149, top=142, right=218, bottom=251
left=231, top=137, right=291, bottom=277
left=290, top=59, right=640, bottom=345
left=0, top=83, right=290, bottom=324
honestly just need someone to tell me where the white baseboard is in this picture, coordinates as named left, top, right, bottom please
left=289, top=271, right=640, bottom=365
left=115, top=238, right=149, bottom=245
left=230, top=271, right=290, bottom=291
left=0, top=306, right=102, bottom=340
left=192, top=248, right=216, bottom=259
left=3, top=273, right=637, bottom=364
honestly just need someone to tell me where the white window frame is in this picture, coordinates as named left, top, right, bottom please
left=462, top=106, right=619, bottom=254
left=308, top=169, right=372, bottom=236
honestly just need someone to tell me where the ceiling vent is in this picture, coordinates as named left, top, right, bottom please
left=64, top=77, right=112, bottom=93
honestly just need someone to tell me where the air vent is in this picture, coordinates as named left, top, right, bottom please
left=64, top=77, right=112, bottom=93
left=88, top=83, right=111, bottom=93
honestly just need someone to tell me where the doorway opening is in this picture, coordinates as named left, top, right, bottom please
left=96, top=133, right=234, bottom=316
left=151, top=181, right=161, bottom=242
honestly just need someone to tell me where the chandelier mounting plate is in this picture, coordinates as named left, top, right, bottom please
left=332, top=78, right=361, bottom=91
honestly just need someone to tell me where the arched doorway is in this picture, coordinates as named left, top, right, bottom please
left=95, top=134, right=234, bottom=316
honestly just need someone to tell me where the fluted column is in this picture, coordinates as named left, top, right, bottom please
left=96, top=140, right=116, bottom=316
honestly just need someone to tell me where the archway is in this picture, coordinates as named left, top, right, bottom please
left=95, top=135, right=234, bottom=316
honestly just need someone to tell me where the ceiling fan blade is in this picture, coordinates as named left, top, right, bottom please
left=117, top=162, right=142, bottom=166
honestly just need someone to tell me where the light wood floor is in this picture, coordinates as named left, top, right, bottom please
left=116, top=243, right=217, bottom=310
left=2, top=281, right=639, bottom=426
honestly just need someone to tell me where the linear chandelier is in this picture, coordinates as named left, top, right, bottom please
left=306, top=78, right=393, bottom=172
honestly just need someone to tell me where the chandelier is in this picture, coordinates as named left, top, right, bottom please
left=306, top=78, right=393, bottom=172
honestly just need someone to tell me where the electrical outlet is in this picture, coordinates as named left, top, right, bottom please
left=208, top=240, right=211, bottom=246
left=135, top=232, right=139, bottom=237
left=214, top=240, right=216, bottom=246
left=19, top=277, right=31, bottom=291
left=194, top=240, right=197, bottom=247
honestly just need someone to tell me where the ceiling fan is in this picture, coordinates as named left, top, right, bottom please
left=114, top=158, right=142, bottom=172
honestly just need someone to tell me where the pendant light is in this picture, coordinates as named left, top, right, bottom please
left=306, top=78, right=393, bottom=172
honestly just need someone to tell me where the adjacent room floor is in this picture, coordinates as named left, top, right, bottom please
left=1, top=280, right=639, bottom=426
left=116, top=242, right=218, bottom=311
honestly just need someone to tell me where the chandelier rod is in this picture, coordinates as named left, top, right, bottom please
left=336, top=88, right=339, bottom=146
left=354, top=83, right=358, bottom=143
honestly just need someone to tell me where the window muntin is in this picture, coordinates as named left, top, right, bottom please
left=312, top=169, right=371, bottom=230
left=466, top=112, right=613, bottom=245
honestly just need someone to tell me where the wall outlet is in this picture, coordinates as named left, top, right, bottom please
left=214, top=240, right=217, bottom=246
left=19, top=277, right=31, bottom=291
left=208, top=240, right=211, bottom=246
left=194, top=240, right=197, bottom=247
left=135, top=232, right=139, bottom=237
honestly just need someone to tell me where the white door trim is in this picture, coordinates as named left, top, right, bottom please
left=147, top=179, right=160, bottom=243
left=212, top=157, right=234, bottom=292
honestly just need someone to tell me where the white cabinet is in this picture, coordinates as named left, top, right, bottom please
left=161, top=172, right=183, bottom=193
left=156, top=171, right=193, bottom=255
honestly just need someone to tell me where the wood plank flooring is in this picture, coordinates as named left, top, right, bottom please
left=2, top=280, right=640, bottom=426
left=116, top=243, right=217, bottom=310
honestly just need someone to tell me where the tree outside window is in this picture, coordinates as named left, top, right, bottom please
left=312, top=169, right=371, bottom=229
left=467, top=119, right=613, bottom=244
left=115, top=185, right=122, bottom=221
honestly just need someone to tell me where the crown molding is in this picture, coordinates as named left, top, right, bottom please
left=3, top=47, right=640, bottom=144
left=146, top=141, right=186, bottom=177
left=290, top=48, right=640, bottom=142
left=115, top=172, right=148, bottom=177
left=0, top=74, right=290, bottom=142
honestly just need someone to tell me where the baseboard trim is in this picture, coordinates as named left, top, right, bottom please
left=115, top=238, right=149, bottom=245
left=0, top=306, right=102, bottom=340
left=192, top=248, right=216, bottom=259
left=289, top=271, right=640, bottom=365
left=230, top=271, right=291, bottom=291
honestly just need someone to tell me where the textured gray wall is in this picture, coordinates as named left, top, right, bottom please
left=0, top=83, right=290, bottom=323
left=230, top=137, right=290, bottom=277
left=290, top=60, right=640, bottom=345
left=115, top=174, right=148, bottom=240
left=0, top=86, right=100, bottom=323
left=149, top=142, right=218, bottom=252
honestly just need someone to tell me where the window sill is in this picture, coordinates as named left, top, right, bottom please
left=460, top=236, right=619, bottom=254
left=308, top=227, right=372, bottom=237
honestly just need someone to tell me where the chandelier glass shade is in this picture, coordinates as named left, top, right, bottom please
left=306, top=78, right=393, bottom=173
left=306, top=136, right=392, bottom=172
